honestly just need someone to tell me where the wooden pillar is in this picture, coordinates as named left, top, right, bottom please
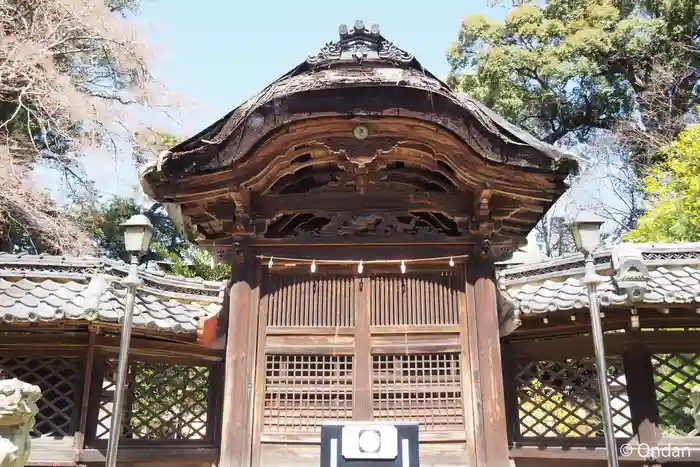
left=219, top=243, right=259, bottom=467
left=465, top=254, right=510, bottom=467
left=353, top=276, right=373, bottom=420
left=623, top=339, right=662, bottom=458
left=501, top=342, right=520, bottom=447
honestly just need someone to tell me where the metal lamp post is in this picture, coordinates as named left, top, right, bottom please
left=572, top=212, right=619, bottom=467
left=105, top=214, right=154, bottom=467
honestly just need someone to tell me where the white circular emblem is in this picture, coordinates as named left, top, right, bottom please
left=358, top=429, right=381, bottom=453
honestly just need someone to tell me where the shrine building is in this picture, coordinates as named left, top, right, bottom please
left=0, top=21, right=699, bottom=467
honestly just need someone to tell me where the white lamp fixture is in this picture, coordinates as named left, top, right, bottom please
left=120, top=214, right=154, bottom=257
left=572, top=212, right=605, bottom=253
left=106, top=213, right=154, bottom=467
left=572, top=211, right=619, bottom=467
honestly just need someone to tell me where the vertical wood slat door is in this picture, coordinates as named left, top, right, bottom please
left=367, top=270, right=468, bottom=443
left=253, top=272, right=357, bottom=446
left=353, top=276, right=373, bottom=420
left=252, top=269, right=470, bottom=446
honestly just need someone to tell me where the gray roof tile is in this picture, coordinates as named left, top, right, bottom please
left=0, top=253, right=226, bottom=334
left=500, top=243, right=700, bottom=315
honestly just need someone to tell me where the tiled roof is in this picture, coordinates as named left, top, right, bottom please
left=0, top=253, right=226, bottom=334
left=498, top=243, right=700, bottom=316
left=3, top=243, right=700, bottom=334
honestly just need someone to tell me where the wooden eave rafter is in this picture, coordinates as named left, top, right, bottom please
left=149, top=117, right=567, bottom=203
left=160, top=116, right=563, bottom=246
left=141, top=89, right=577, bottom=199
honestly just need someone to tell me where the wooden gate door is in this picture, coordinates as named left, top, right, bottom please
left=250, top=268, right=474, bottom=466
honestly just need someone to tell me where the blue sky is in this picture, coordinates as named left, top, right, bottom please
left=37, top=1, right=512, bottom=199
left=40, top=1, right=511, bottom=199
left=138, top=1, right=509, bottom=135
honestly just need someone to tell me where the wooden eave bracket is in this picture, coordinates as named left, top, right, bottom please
left=230, top=189, right=254, bottom=234
left=469, top=182, right=500, bottom=236
left=474, top=182, right=493, bottom=220
left=196, top=313, right=225, bottom=349
left=498, top=289, right=521, bottom=337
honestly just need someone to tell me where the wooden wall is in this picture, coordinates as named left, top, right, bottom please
left=5, top=291, right=700, bottom=466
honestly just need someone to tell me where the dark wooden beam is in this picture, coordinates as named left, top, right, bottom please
left=508, top=333, right=629, bottom=361
left=251, top=192, right=470, bottom=217
left=623, top=338, right=662, bottom=454
left=457, top=284, right=478, bottom=467
left=94, top=334, right=223, bottom=362
left=0, top=332, right=88, bottom=351
left=240, top=234, right=512, bottom=246
left=79, top=447, right=219, bottom=464
left=75, top=328, right=96, bottom=450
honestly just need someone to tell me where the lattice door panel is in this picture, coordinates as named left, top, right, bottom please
left=514, top=357, right=632, bottom=441
left=263, top=274, right=355, bottom=327
left=262, top=354, right=353, bottom=434
left=370, top=272, right=462, bottom=327
left=372, top=353, right=465, bottom=434
left=652, top=353, right=700, bottom=435
left=0, top=356, right=80, bottom=438
left=96, top=359, right=211, bottom=442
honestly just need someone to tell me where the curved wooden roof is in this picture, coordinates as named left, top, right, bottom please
left=139, top=21, right=581, bottom=258
left=142, top=22, right=576, bottom=182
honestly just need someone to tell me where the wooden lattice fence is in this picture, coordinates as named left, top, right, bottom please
left=505, top=332, right=700, bottom=447
left=95, top=359, right=213, bottom=442
left=0, top=356, right=81, bottom=438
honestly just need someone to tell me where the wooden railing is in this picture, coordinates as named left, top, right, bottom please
left=503, top=329, right=700, bottom=458
left=0, top=330, right=224, bottom=465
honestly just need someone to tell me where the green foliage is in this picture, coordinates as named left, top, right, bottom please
left=75, top=196, right=230, bottom=281
left=73, top=125, right=229, bottom=281
left=447, top=0, right=700, bottom=145
left=652, top=353, right=700, bottom=435
left=520, top=378, right=600, bottom=437
left=126, top=362, right=209, bottom=440
left=626, top=123, right=700, bottom=242
left=156, top=245, right=232, bottom=282
left=76, top=197, right=183, bottom=262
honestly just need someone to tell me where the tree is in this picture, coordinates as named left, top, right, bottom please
left=0, top=0, right=176, bottom=254
left=534, top=213, right=576, bottom=257
left=448, top=0, right=699, bottom=149
left=626, top=123, right=700, bottom=242
left=447, top=0, right=699, bottom=242
left=75, top=196, right=231, bottom=281
left=76, top=197, right=184, bottom=262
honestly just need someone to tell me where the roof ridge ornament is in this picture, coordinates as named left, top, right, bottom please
left=611, top=243, right=649, bottom=302
left=306, top=21, right=414, bottom=68
left=339, top=20, right=380, bottom=39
